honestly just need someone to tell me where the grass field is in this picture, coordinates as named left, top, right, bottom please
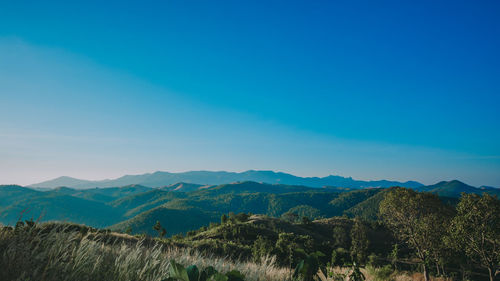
left=0, top=222, right=288, bottom=281
left=0, top=222, right=455, bottom=281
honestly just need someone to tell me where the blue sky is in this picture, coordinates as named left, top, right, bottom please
left=1, top=0, right=499, bottom=186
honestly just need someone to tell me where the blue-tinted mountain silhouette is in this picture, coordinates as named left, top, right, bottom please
left=29, top=170, right=424, bottom=189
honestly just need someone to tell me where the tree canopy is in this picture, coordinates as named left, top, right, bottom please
left=447, top=193, right=500, bottom=281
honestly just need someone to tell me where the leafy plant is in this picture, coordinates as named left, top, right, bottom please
left=166, top=260, right=190, bottom=281
left=293, top=253, right=321, bottom=281
left=373, top=264, right=393, bottom=281
left=225, top=270, right=245, bottom=281
left=348, top=262, right=365, bottom=281
left=165, top=260, right=244, bottom=281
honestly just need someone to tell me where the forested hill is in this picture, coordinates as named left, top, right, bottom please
left=1, top=180, right=498, bottom=237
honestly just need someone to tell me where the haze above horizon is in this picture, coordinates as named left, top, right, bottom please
left=1, top=1, right=499, bottom=186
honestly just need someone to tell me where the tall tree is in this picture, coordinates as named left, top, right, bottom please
left=332, top=226, right=349, bottom=248
left=221, top=214, right=228, bottom=224
left=152, top=220, right=166, bottom=237
left=379, top=188, right=451, bottom=281
left=447, top=193, right=500, bottom=281
left=350, top=218, right=369, bottom=264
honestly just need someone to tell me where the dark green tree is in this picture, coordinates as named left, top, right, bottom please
left=447, top=193, right=500, bottom=281
left=228, top=212, right=236, bottom=224
left=153, top=220, right=167, bottom=237
left=389, top=243, right=399, bottom=270
left=331, top=247, right=350, bottom=266
left=293, top=253, right=320, bottom=281
left=251, top=235, right=273, bottom=262
left=332, top=226, right=349, bottom=248
left=350, top=218, right=369, bottom=264
left=125, top=226, right=132, bottom=235
left=379, top=188, right=450, bottom=281
left=233, top=213, right=249, bottom=222
left=275, top=233, right=298, bottom=268
left=275, top=233, right=313, bottom=268
left=301, top=216, right=312, bottom=225
left=221, top=214, right=228, bottom=224
left=282, top=212, right=299, bottom=223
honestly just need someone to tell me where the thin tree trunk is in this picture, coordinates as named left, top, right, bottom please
left=488, top=266, right=493, bottom=281
left=423, top=263, right=430, bottom=281
left=435, top=261, right=440, bottom=276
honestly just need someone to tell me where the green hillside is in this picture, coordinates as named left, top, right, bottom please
left=50, top=184, right=152, bottom=203
left=0, top=192, right=121, bottom=227
left=417, top=180, right=500, bottom=197
left=164, top=214, right=395, bottom=267
left=0, top=185, right=41, bottom=206
left=159, top=182, right=206, bottom=192
left=343, top=189, right=390, bottom=220
left=328, top=188, right=382, bottom=216
left=1, top=180, right=497, bottom=237
left=110, top=189, right=183, bottom=217
left=111, top=206, right=220, bottom=236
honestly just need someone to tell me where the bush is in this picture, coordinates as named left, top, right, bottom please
left=233, top=213, right=250, bottom=223
left=372, top=264, right=394, bottom=281
left=331, top=248, right=350, bottom=266
left=367, top=253, right=383, bottom=268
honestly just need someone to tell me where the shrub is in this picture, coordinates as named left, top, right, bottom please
left=331, top=248, right=350, bottom=266
left=370, top=264, right=394, bottom=281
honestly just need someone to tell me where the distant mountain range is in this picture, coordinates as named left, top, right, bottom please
left=28, top=170, right=424, bottom=189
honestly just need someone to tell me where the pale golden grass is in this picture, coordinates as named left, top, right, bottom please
left=326, top=266, right=452, bottom=281
left=0, top=222, right=453, bottom=281
left=0, top=223, right=290, bottom=281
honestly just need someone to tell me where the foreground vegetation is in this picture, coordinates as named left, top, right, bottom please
left=155, top=189, right=499, bottom=281
left=0, top=221, right=456, bottom=281
left=0, top=185, right=498, bottom=280
left=0, top=222, right=288, bottom=281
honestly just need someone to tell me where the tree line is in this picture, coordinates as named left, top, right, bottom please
left=149, top=188, right=499, bottom=281
left=379, top=188, right=499, bottom=281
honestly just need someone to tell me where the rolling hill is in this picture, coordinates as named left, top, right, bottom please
left=159, top=182, right=207, bottom=192
left=416, top=180, right=500, bottom=197
left=2, top=179, right=498, bottom=237
left=110, top=206, right=220, bottom=236
left=0, top=185, right=121, bottom=227
left=0, top=181, right=349, bottom=234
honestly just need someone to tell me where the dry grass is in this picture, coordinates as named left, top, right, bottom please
left=0, top=222, right=455, bottom=281
left=392, top=273, right=451, bottom=281
left=0, top=222, right=290, bottom=281
left=327, top=266, right=452, bottom=281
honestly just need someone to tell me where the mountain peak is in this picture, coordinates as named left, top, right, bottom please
left=416, top=179, right=490, bottom=197
left=447, top=179, right=466, bottom=185
left=28, top=170, right=425, bottom=189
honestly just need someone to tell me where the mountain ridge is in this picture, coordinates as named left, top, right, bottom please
left=28, top=170, right=425, bottom=189
left=415, top=180, right=499, bottom=197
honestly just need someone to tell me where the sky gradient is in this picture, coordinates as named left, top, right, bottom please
left=1, top=0, right=499, bottom=186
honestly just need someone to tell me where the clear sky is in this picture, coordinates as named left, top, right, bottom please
left=1, top=0, right=499, bottom=187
